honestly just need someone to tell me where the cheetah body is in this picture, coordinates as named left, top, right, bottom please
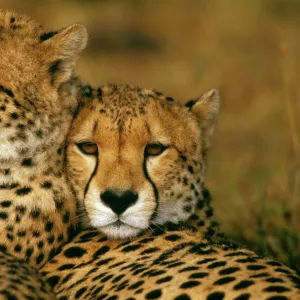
left=0, top=11, right=87, bottom=299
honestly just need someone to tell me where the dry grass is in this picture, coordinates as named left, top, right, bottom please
left=3, top=0, right=300, bottom=270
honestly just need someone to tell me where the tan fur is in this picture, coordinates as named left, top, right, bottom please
left=66, top=84, right=219, bottom=239
left=0, top=10, right=87, bottom=299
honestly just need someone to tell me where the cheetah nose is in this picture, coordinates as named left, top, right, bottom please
left=100, top=189, right=138, bottom=215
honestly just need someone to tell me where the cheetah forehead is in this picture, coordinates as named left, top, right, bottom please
left=79, top=83, right=180, bottom=123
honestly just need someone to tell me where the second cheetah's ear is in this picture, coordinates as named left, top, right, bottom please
left=185, top=89, right=220, bottom=149
left=39, top=24, right=88, bottom=87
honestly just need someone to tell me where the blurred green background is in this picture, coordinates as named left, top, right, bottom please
left=3, top=0, right=299, bottom=270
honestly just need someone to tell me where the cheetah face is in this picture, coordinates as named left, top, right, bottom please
left=67, top=84, right=219, bottom=239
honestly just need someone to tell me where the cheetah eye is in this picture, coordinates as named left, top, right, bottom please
left=77, top=142, right=98, bottom=156
left=145, top=143, right=168, bottom=157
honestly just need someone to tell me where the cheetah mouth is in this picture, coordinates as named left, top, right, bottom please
left=104, top=219, right=141, bottom=230
left=98, top=220, right=143, bottom=239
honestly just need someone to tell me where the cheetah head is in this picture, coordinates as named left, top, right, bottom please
left=67, top=84, right=220, bottom=239
left=0, top=11, right=87, bottom=160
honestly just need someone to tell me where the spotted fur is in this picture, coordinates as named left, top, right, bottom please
left=0, top=10, right=87, bottom=299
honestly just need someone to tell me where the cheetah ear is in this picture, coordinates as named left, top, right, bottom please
left=185, top=89, right=220, bottom=149
left=39, top=24, right=88, bottom=87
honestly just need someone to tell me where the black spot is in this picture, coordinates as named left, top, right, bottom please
left=207, top=261, right=227, bottom=269
left=63, top=212, right=70, bottom=223
left=197, top=258, right=216, bottom=265
left=189, top=272, right=209, bottom=279
left=47, top=235, right=55, bottom=244
left=36, top=253, right=44, bottom=265
left=167, top=262, right=185, bottom=268
left=31, top=209, right=41, bottom=219
left=236, top=257, right=256, bottom=263
left=234, top=294, right=250, bottom=300
left=16, top=187, right=32, bottom=196
left=274, top=268, right=292, bottom=275
left=179, top=266, right=199, bottom=273
left=234, top=280, right=254, bottom=290
left=188, top=166, right=194, bottom=174
left=45, top=222, right=54, bottom=232
left=180, top=281, right=200, bottom=289
left=149, top=270, right=166, bottom=277
left=1, top=200, right=11, bottom=207
left=25, top=248, right=33, bottom=258
left=14, top=244, right=22, bottom=252
left=41, top=181, right=52, bottom=189
left=37, top=241, right=44, bottom=249
left=156, top=276, right=173, bottom=284
left=101, top=274, right=113, bottom=283
left=247, top=264, right=266, bottom=271
left=219, top=267, right=240, bottom=275
left=174, top=295, right=191, bottom=300
left=0, top=212, right=8, bottom=219
left=265, top=277, right=284, bottom=283
left=10, top=112, right=19, bottom=120
left=206, top=292, right=225, bottom=300
left=0, top=244, right=7, bottom=252
left=122, top=245, right=141, bottom=252
left=64, top=246, right=87, bottom=258
left=0, top=85, right=14, bottom=97
left=94, top=245, right=110, bottom=257
left=96, top=258, right=114, bottom=266
left=13, top=100, right=21, bottom=107
left=36, top=129, right=43, bottom=138
left=205, top=208, right=214, bottom=217
left=265, top=297, right=289, bottom=300
left=80, top=231, right=99, bottom=240
left=145, top=289, right=162, bottom=299
left=141, top=247, right=159, bottom=255
left=112, top=274, right=125, bottom=283
left=250, top=272, right=269, bottom=278
left=75, top=287, right=87, bottom=299
left=17, top=231, right=26, bottom=237
left=128, top=281, right=144, bottom=290
left=165, top=234, right=182, bottom=241
left=47, top=275, right=60, bottom=288
left=214, top=276, right=236, bottom=285
left=263, top=286, right=291, bottom=293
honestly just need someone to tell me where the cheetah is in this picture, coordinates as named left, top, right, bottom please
left=0, top=10, right=87, bottom=299
left=66, top=84, right=220, bottom=240
left=40, top=83, right=300, bottom=299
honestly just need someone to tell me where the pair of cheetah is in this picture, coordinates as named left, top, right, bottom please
left=0, top=11, right=299, bottom=300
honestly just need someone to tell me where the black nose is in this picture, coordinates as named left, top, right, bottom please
left=100, top=189, right=138, bottom=215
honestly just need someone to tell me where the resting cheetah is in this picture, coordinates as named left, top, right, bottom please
left=0, top=10, right=87, bottom=299
left=40, top=84, right=300, bottom=300
left=66, top=84, right=220, bottom=239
